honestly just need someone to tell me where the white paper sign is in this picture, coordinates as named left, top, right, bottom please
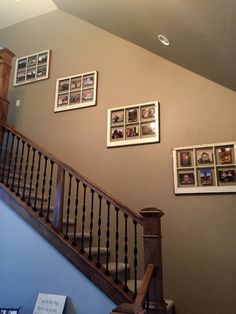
left=33, top=293, right=66, bottom=314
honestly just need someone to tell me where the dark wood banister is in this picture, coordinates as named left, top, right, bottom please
left=3, top=121, right=143, bottom=224
left=111, top=264, right=154, bottom=314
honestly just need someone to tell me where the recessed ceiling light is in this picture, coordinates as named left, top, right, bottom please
left=157, top=34, right=170, bottom=46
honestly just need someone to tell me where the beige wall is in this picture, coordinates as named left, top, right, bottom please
left=1, top=10, right=236, bottom=314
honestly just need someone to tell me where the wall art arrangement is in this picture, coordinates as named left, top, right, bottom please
left=107, top=101, right=160, bottom=147
left=54, top=71, right=97, bottom=112
left=173, top=142, right=236, bottom=194
left=13, top=50, right=50, bottom=86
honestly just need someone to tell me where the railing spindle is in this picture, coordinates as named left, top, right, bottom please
left=39, top=156, right=48, bottom=217
left=80, top=184, right=87, bottom=253
left=133, top=220, right=138, bottom=296
left=115, top=207, right=120, bottom=283
left=72, top=178, right=80, bottom=247
left=105, top=201, right=111, bottom=275
left=16, top=140, right=25, bottom=197
left=21, top=144, right=30, bottom=202
left=0, top=129, right=10, bottom=183
left=27, top=147, right=36, bottom=206
left=96, top=195, right=102, bottom=268
left=88, top=189, right=94, bottom=260
left=10, top=136, right=20, bottom=192
left=45, top=160, right=54, bottom=223
left=64, top=173, right=72, bottom=240
left=6, top=133, right=15, bottom=187
left=124, top=213, right=129, bottom=291
left=0, top=127, right=6, bottom=163
left=33, top=151, right=42, bottom=211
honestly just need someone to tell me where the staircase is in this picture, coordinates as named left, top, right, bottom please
left=0, top=48, right=174, bottom=314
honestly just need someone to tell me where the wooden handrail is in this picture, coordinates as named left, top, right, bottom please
left=3, top=121, right=143, bottom=224
left=111, top=264, right=154, bottom=314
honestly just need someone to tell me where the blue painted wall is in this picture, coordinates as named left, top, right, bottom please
left=0, top=199, right=115, bottom=314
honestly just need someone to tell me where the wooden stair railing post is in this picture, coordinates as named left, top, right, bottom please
left=140, top=208, right=167, bottom=314
left=52, top=166, right=65, bottom=232
left=0, top=48, right=15, bottom=144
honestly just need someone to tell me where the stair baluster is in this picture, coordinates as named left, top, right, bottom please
left=45, top=160, right=54, bottom=223
left=96, top=194, right=102, bottom=267
left=16, top=140, right=25, bottom=197
left=105, top=200, right=111, bottom=275
left=6, top=132, right=15, bottom=187
left=64, top=172, right=72, bottom=240
left=72, top=178, right=80, bottom=247
left=10, top=136, right=20, bottom=192
left=115, top=206, right=120, bottom=283
left=39, top=156, right=48, bottom=217
left=0, top=129, right=9, bottom=183
left=33, top=151, right=42, bottom=211
left=27, top=147, right=36, bottom=206
left=88, top=189, right=94, bottom=260
left=21, top=144, right=30, bottom=201
left=80, top=183, right=87, bottom=253
left=133, top=220, right=138, bottom=297
left=124, top=213, right=129, bottom=292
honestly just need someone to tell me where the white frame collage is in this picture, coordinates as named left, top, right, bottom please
left=173, top=142, right=236, bottom=194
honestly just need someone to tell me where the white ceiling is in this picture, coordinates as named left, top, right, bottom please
left=0, top=0, right=57, bottom=30
left=1, top=0, right=236, bottom=92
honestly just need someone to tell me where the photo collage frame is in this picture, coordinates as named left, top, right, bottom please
left=13, top=50, right=50, bottom=86
left=173, top=142, right=236, bottom=194
left=107, top=101, right=160, bottom=147
left=54, top=71, right=97, bottom=112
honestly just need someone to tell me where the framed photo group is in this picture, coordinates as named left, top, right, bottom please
left=173, top=142, right=236, bottom=194
left=13, top=50, right=50, bottom=86
left=107, top=101, right=160, bottom=147
left=54, top=71, right=97, bottom=112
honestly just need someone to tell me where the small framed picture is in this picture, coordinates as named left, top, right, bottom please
left=27, top=68, right=36, bottom=80
left=141, top=105, right=155, bottom=120
left=196, top=149, right=213, bottom=165
left=107, top=102, right=160, bottom=147
left=111, top=127, right=124, bottom=140
left=218, top=168, right=236, bottom=183
left=82, top=88, right=94, bottom=102
left=111, top=110, right=124, bottom=124
left=54, top=71, right=97, bottom=112
left=17, top=58, right=27, bottom=70
left=16, top=71, right=26, bottom=83
left=178, top=172, right=195, bottom=186
left=58, top=94, right=69, bottom=106
left=217, top=146, right=233, bottom=164
left=59, top=80, right=69, bottom=92
left=198, top=168, right=213, bottom=186
left=14, top=50, right=50, bottom=86
left=141, top=122, right=156, bottom=137
left=71, top=77, right=81, bottom=89
left=126, top=108, right=138, bottom=123
left=126, top=125, right=139, bottom=138
left=28, top=55, right=37, bottom=67
left=179, top=150, right=192, bottom=167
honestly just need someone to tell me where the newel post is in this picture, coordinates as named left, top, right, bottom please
left=0, top=48, right=15, bottom=140
left=140, top=208, right=167, bottom=314
left=52, top=166, right=65, bottom=232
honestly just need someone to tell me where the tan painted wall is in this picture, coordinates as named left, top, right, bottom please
left=1, top=10, right=236, bottom=314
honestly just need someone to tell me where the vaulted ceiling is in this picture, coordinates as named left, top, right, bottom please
left=1, top=0, right=236, bottom=92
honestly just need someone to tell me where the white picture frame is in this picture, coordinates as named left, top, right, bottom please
left=54, top=71, right=97, bottom=112
left=173, top=142, right=236, bottom=194
left=13, top=50, right=50, bottom=86
left=107, top=101, right=160, bottom=147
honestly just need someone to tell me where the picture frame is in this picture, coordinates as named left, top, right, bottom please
left=173, top=142, right=236, bottom=194
left=13, top=50, right=50, bottom=86
left=54, top=71, right=97, bottom=112
left=107, top=101, right=160, bottom=147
